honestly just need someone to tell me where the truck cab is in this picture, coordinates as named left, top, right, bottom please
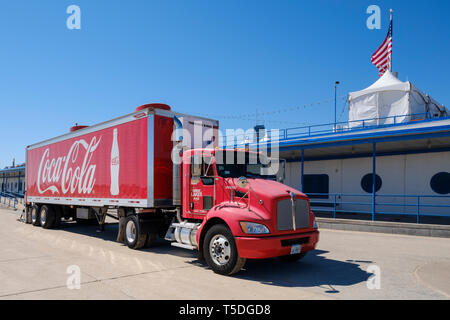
left=166, top=148, right=319, bottom=275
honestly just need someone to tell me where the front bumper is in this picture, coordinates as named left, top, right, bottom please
left=235, top=230, right=319, bottom=259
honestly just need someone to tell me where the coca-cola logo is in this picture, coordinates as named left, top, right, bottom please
left=37, top=136, right=102, bottom=195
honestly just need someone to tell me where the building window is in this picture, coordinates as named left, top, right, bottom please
left=430, top=172, right=450, bottom=195
left=303, top=174, right=329, bottom=199
left=361, top=173, right=382, bottom=193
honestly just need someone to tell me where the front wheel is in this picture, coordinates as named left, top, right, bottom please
left=203, top=224, right=246, bottom=276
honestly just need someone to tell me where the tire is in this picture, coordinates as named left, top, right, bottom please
left=40, top=205, right=56, bottom=229
left=124, top=215, right=147, bottom=250
left=278, top=252, right=307, bottom=262
left=203, top=224, right=246, bottom=276
left=31, top=205, right=41, bottom=226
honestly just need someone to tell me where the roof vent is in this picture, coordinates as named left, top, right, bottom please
left=70, top=124, right=89, bottom=132
left=135, top=103, right=171, bottom=112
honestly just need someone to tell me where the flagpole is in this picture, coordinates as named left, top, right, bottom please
left=390, top=9, right=393, bottom=72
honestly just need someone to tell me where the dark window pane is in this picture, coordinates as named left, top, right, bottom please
left=203, top=196, right=213, bottom=210
left=430, top=172, right=450, bottom=195
left=303, top=174, right=329, bottom=199
left=361, top=174, right=382, bottom=193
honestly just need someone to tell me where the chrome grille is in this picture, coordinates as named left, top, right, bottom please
left=277, top=198, right=310, bottom=231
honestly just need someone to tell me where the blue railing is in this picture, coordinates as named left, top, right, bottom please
left=307, top=193, right=450, bottom=224
left=279, top=112, right=434, bottom=141
left=0, top=192, right=23, bottom=209
left=221, top=112, right=449, bottom=147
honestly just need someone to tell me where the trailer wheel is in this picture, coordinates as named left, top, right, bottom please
left=124, top=215, right=147, bottom=250
left=31, top=205, right=41, bottom=226
left=40, top=205, right=56, bottom=229
left=203, top=224, right=246, bottom=276
left=278, top=252, right=307, bottom=262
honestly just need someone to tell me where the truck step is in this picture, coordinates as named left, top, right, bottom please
left=171, top=242, right=196, bottom=250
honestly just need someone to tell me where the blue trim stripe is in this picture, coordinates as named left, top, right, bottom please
left=279, top=125, right=450, bottom=151
left=285, top=146, right=450, bottom=162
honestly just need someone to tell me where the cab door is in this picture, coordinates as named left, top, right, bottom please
left=189, top=154, right=216, bottom=214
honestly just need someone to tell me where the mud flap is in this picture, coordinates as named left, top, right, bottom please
left=117, top=216, right=126, bottom=243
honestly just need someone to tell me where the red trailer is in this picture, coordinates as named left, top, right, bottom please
left=25, top=103, right=319, bottom=275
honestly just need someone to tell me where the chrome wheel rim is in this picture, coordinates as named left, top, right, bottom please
left=125, top=220, right=137, bottom=244
left=209, top=234, right=231, bottom=266
left=40, top=209, right=46, bottom=226
left=31, top=208, right=37, bottom=223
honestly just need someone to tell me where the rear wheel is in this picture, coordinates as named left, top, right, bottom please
left=31, top=205, right=40, bottom=226
left=40, top=205, right=56, bottom=229
left=124, top=215, right=147, bottom=249
left=278, top=252, right=307, bottom=262
left=203, top=224, right=246, bottom=275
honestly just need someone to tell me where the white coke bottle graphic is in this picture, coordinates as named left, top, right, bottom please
left=110, top=128, right=120, bottom=195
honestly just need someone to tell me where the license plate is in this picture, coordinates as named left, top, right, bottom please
left=290, top=244, right=302, bottom=255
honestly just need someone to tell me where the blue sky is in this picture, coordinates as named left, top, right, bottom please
left=0, top=0, right=449, bottom=167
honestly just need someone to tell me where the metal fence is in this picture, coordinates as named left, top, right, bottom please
left=0, top=192, right=23, bottom=209
left=279, top=112, right=436, bottom=140
left=307, top=193, right=450, bottom=224
left=221, top=112, right=447, bottom=147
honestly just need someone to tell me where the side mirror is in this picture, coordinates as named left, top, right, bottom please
left=237, top=176, right=249, bottom=189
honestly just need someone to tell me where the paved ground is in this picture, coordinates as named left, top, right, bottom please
left=0, top=207, right=449, bottom=300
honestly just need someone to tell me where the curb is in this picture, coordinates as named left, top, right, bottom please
left=316, top=217, right=450, bottom=238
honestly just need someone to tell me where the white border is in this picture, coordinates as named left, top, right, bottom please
left=147, top=114, right=154, bottom=207
left=27, top=196, right=148, bottom=208
left=27, top=108, right=218, bottom=151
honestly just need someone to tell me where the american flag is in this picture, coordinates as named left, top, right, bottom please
left=371, top=19, right=393, bottom=76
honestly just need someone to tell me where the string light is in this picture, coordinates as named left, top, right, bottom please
left=198, top=95, right=348, bottom=121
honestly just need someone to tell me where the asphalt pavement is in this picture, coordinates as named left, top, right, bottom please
left=0, top=207, right=448, bottom=300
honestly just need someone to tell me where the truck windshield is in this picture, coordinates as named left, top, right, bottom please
left=215, top=151, right=278, bottom=180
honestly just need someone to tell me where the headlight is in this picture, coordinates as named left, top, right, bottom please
left=240, top=222, right=270, bottom=234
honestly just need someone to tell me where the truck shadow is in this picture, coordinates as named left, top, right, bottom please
left=190, top=250, right=372, bottom=293
left=58, top=221, right=119, bottom=242
left=56, top=222, right=372, bottom=291
left=57, top=221, right=198, bottom=258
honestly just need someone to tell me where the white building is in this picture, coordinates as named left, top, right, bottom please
left=227, top=73, right=450, bottom=224
left=1, top=165, right=26, bottom=196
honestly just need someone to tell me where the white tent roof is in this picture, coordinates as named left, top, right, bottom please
left=348, top=70, right=448, bottom=116
left=349, top=70, right=409, bottom=100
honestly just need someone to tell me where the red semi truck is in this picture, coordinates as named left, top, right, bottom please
left=24, top=103, right=319, bottom=275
